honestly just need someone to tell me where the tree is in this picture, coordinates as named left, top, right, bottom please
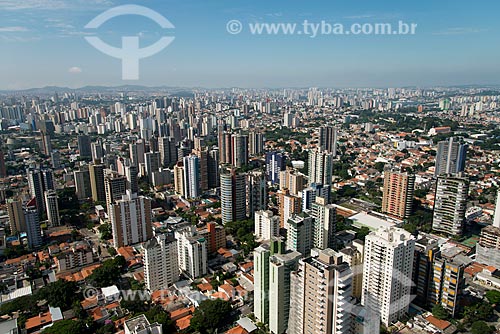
left=41, top=319, right=85, bottom=334
left=37, top=280, right=80, bottom=310
left=108, top=247, right=117, bottom=257
left=190, top=299, right=232, bottom=333
left=470, top=321, right=494, bottom=334
left=88, top=256, right=126, bottom=287
left=485, top=289, right=500, bottom=304
left=355, top=227, right=370, bottom=241
left=432, top=304, right=449, bottom=320
left=145, top=305, right=175, bottom=332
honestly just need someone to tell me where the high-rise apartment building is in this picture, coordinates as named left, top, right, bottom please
left=104, top=172, right=127, bottom=210
left=7, top=199, right=26, bottom=234
left=109, top=191, right=153, bottom=247
left=175, top=227, right=208, bottom=279
left=311, top=196, right=336, bottom=250
left=265, top=152, right=286, bottom=184
left=308, top=149, right=333, bottom=187
left=434, top=137, right=467, bottom=176
left=339, top=240, right=364, bottom=300
left=74, top=167, right=92, bottom=199
left=144, top=151, right=160, bottom=183
left=381, top=168, right=415, bottom=219
left=246, top=170, right=267, bottom=218
left=158, top=136, right=177, bottom=168
left=89, top=163, right=106, bottom=203
left=254, top=210, right=280, bottom=241
left=231, top=133, right=249, bottom=167
left=248, top=131, right=264, bottom=156
left=362, top=227, right=415, bottom=326
left=318, top=126, right=338, bottom=155
left=286, top=213, right=313, bottom=256
left=27, top=169, right=45, bottom=216
left=77, top=134, right=92, bottom=159
left=278, top=189, right=302, bottom=228
left=288, top=248, right=353, bottom=334
left=44, top=190, right=60, bottom=226
left=432, top=174, right=469, bottom=237
left=220, top=169, right=246, bottom=224
left=279, top=168, right=305, bottom=196
left=25, top=206, right=42, bottom=249
left=143, top=233, right=179, bottom=292
left=183, top=155, right=201, bottom=199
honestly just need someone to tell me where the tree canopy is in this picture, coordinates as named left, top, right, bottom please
left=189, top=299, right=232, bottom=333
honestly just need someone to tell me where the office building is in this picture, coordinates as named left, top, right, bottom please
left=434, top=137, right=467, bottom=176
left=109, top=191, right=153, bottom=247
left=381, top=168, right=415, bottom=219
left=254, top=210, right=279, bottom=241
left=362, top=227, right=415, bottom=326
left=308, top=149, right=333, bottom=187
left=288, top=248, right=353, bottom=334
left=432, top=174, right=469, bottom=237
left=143, top=233, right=179, bottom=292
left=44, top=190, right=60, bottom=226
left=220, top=169, right=246, bottom=224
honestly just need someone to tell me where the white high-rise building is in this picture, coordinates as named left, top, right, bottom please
left=362, top=227, right=415, bottom=326
left=288, top=248, right=353, bottom=334
left=254, top=244, right=271, bottom=325
left=109, top=191, right=153, bottom=248
left=175, top=227, right=207, bottom=279
left=183, top=155, right=200, bottom=199
left=254, top=210, right=279, bottom=241
left=286, top=213, right=313, bottom=256
left=432, top=174, right=469, bottom=237
left=269, top=246, right=301, bottom=334
left=308, top=149, right=334, bottom=187
left=493, top=190, right=500, bottom=228
left=311, top=196, right=336, bottom=250
left=44, top=190, right=60, bottom=226
left=143, top=234, right=179, bottom=292
left=25, top=207, right=42, bottom=249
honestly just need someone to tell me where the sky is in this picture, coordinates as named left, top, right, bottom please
left=0, top=0, right=499, bottom=90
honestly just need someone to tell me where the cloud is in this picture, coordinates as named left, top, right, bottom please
left=68, top=67, right=82, bottom=74
left=433, top=27, right=487, bottom=35
left=0, top=26, right=29, bottom=32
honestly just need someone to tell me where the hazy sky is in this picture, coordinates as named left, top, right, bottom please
left=0, top=0, right=499, bottom=89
